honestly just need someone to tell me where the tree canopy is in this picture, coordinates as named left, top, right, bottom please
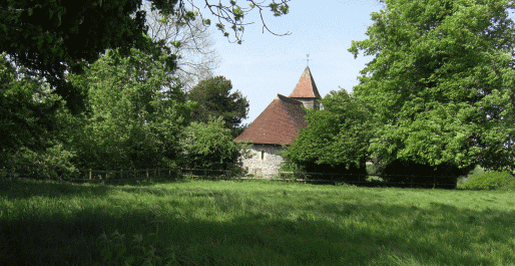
left=1, top=0, right=271, bottom=177
left=1, top=0, right=289, bottom=101
left=68, top=48, right=191, bottom=170
left=0, top=53, right=61, bottom=166
left=144, top=1, right=221, bottom=90
left=188, top=76, right=249, bottom=136
left=349, top=0, right=515, bottom=171
left=283, top=90, right=374, bottom=176
left=179, top=117, right=245, bottom=171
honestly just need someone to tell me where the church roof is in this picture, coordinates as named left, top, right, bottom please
left=288, top=66, right=321, bottom=99
left=235, top=94, right=307, bottom=145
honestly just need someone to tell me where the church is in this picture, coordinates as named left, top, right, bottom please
left=235, top=66, right=321, bottom=177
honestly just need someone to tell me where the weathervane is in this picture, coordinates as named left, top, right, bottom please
left=306, top=54, right=310, bottom=66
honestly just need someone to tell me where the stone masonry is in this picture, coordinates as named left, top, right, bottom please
left=241, top=144, right=284, bottom=177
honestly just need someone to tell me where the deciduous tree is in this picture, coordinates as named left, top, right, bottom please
left=349, top=0, right=515, bottom=172
left=179, top=117, right=246, bottom=171
left=144, top=1, right=220, bottom=90
left=283, top=90, right=374, bottom=178
left=0, top=53, right=77, bottom=178
left=188, top=76, right=249, bottom=136
left=69, top=48, right=191, bottom=170
left=0, top=0, right=289, bottom=103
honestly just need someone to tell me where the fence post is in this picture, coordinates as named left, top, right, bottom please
left=89, top=169, right=92, bottom=180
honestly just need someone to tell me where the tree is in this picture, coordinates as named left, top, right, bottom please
left=283, top=90, right=374, bottom=180
left=187, top=76, right=249, bottom=136
left=144, top=1, right=220, bottom=90
left=179, top=117, right=245, bottom=172
left=69, top=48, right=191, bottom=170
left=0, top=54, right=55, bottom=155
left=349, top=0, right=515, bottom=173
left=0, top=53, right=77, bottom=178
left=0, top=0, right=289, bottom=103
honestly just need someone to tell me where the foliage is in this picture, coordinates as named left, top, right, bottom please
left=349, top=0, right=515, bottom=172
left=69, top=48, right=192, bottom=170
left=0, top=0, right=289, bottom=102
left=200, top=0, right=291, bottom=43
left=179, top=117, right=246, bottom=172
left=144, top=1, right=220, bottom=90
left=2, top=179, right=515, bottom=265
left=459, top=171, right=515, bottom=190
left=3, top=145, right=78, bottom=180
left=283, top=90, right=374, bottom=179
left=1, top=0, right=288, bottom=177
left=457, top=165, right=485, bottom=186
left=0, top=54, right=57, bottom=156
left=0, top=53, right=78, bottom=179
left=187, top=75, right=249, bottom=136
left=0, top=0, right=151, bottom=109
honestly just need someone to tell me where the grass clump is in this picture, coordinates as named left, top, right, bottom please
left=458, top=171, right=515, bottom=190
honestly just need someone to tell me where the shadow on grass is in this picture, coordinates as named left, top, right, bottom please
left=0, top=177, right=192, bottom=200
left=1, top=183, right=514, bottom=265
left=0, top=178, right=114, bottom=200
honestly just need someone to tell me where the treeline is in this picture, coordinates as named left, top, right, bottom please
left=0, top=49, right=248, bottom=179
left=283, top=0, right=515, bottom=188
left=0, top=0, right=286, bottom=179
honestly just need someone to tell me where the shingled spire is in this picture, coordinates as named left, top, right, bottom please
left=288, top=66, right=321, bottom=110
left=234, top=65, right=324, bottom=177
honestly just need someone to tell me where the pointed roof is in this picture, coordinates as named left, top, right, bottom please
left=288, top=66, right=321, bottom=99
left=235, top=94, right=307, bottom=145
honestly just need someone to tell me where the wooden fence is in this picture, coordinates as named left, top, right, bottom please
left=75, top=168, right=235, bottom=181
left=76, top=168, right=177, bottom=181
left=1, top=163, right=458, bottom=188
left=0, top=164, right=239, bottom=182
left=278, top=171, right=458, bottom=188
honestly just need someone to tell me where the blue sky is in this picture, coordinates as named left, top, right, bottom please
left=208, top=0, right=385, bottom=123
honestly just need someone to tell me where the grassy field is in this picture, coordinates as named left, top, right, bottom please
left=1, top=178, right=514, bottom=265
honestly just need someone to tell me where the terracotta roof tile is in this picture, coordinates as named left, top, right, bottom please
left=235, top=94, right=307, bottom=145
left=288, top=66, right=321, bottom=99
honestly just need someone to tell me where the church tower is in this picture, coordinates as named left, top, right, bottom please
left=288, top=66, right=321, bottom=110
left=235, top=66, right=322, bottom=177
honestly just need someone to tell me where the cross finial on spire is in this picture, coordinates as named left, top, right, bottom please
left=306, top=54, right=310, bottom=66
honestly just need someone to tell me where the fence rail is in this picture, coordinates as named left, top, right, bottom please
left=277, top=171, right=458, bottom=188
left=1, top=164, right=458, bottom=188
left=76, top=168, right=178, bottom=181
left=0, top=164, right=239, bottom=182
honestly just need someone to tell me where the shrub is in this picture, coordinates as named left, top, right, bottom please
left=180, top=117, right=247, bottom=173
left=458, top=171, right=515, bottom=190
left=1, top=144, right=77, bottom=180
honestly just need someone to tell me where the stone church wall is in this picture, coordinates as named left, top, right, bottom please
left=241, top=144, right=284, bottom=178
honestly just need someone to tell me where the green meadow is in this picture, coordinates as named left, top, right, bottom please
left=1, top=179, right=514, bottom=265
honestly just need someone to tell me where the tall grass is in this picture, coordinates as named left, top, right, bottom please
left=1, top=179, right=514, bottom=265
